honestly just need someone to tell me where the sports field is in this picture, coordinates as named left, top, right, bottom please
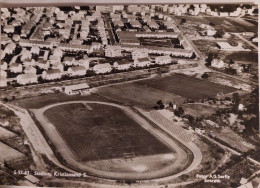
left=44, top=103, right=174, bottom=162
left=96, top=74, right=237, bottom=109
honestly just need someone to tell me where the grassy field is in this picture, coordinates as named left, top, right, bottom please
left=136, top=74, right=237, bottom=100
left=176, top=16, right=258, bottom=32
left=96, top=81, right=187, bottom=110
left=44, top=103, right=173, bottom=162
left=225, top=52, right=258, bottom=64
left=182, top=104, right=216, bottom=118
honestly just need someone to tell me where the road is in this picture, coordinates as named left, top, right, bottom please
left=200, top=134, right=260, bottom=166
left=103, top=15, right=116, bottom=45
left=232, top=33, right=258, bottom=50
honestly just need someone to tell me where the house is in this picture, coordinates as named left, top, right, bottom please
left=0, top=61, right=8, bottom=70
left=4, top=42, right=16, bottom=54
left=52, top=62, right=64, bottom=71
left=105, top=45, right=122, bottom=57
left=219, top=12, right=229, bottom=17
left=24, top=66, right=37, bottom=74
left=155, top=55, right=172, bottom=65
left=63, top=57, right=76, bottom=66
left=211, top=59, right=225, bottom=69
left=217, top=42, right=250, bottom=51
left=53, top=47, right=63, bottom=58
left=37, top=59, right=50, bottom=70
left=147, top=20, right=159, bottom=29
left=130, top=20, right=142, bottom=28
left=4, top=25, right=15, bottom=33
left=113, top=20, right=124, bottom=27
left=64, top=83, right=90, bottom=95
left=48, top=55, right=61, bottom=65
left=113, top=60, right=132, bottom=70
left=30, top=45, right=40, bottom=55
left=206, top=29, right=217, bottom=36
left=23, top=59, right=36, bottom=67
left=252, top=37, right=258, bottom=43
left=131, top=49, right=149, bottom=60
left=77, top=59, right=90, bottom=69
left=134, top=57, right=151, bottom=67
left=0, top=76, right=7, bottom=87
left=42, top=69, right=62, bottom=80
left=13, top=34, right=20, bottom=42
left=91, top=42, right=101, bottom=50
left=10, top=63, right=23, bottom=73
left=17, top=73, right=38, bottom=85
left=0, top=70, right=7, bottom=78
left=20, top=49, right=32, bottom=61
left=68, top=66, right=87, bottom=76
left=93, top=63, right=112, bottom=74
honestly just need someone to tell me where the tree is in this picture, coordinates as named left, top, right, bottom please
left=157, top=100, right=163, bottom=106
left=214, top=29, right=225, bottom=38
left=201, top=73, right=209, bottom=79
left=209, top=22, right=215, bottom=26
left=180, top=18, right=186, bottom=24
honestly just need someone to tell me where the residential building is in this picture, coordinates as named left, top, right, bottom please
left=131, top=50, right=149, bottom=59
left=36, top=59, right=50, bottom=70
left=10, top=63, right=23, bottom=73
left=129, top=20, right=142, bottom=28
left=147, top=20, right=159, bottom=29
left=113, top=60, right=133, bottom=70
left=4, top=42, right=16, bottom=54
left=23, top=59, right=36, bottom=67
left=64, top=83, right=90, bottom=95
left=24, top=66, right=37, bottom=74
left=134, top=57, right=151, bottom=67
left=105, top=45, right=122, bottom=57
left=0, top=77, right=7, bottom=87
left=155, top=55, right=172, bottom=65
left=68, top=66, right=87, bottom=76
left=0, top=61, right=8, bottom=71
left=17, top=73, right=38, bottom=85
left=42, top=69, right=62, bottom=80
left=63, top=57, right=76, bottom=66
left=0, top=70, right=7, bottom=78
left=211, top=59, right=225, bottom=69
left=52, top=62, right=64, bottom=71
left=4, top=25, right=15, bottom=33
left=93, top=63, right=112, bottom=74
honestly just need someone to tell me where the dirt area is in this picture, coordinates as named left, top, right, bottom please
left=211, top=127, right=255, bottom=152
left=182, top=103, right=216, bottom=118
left=86, top=153, right=176, bottom=174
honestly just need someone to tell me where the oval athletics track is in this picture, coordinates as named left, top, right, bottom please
left=31, top=101, right=202, bottom=181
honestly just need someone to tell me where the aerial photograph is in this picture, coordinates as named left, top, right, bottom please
left=0, top=2, right=259, bottom=188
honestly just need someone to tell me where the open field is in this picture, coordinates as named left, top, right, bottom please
left=176, top=16, right=258, bottom=32
left=96, top=74, right=237, bottom=109
left=96, top=81, right=186, bottom=110
left=136, top=74, right=237, bottom=100
left=225, top=52, right=258, bottom=64
left=182, top=103, right=216, bottom=118
left=44, top=103, right=174, bottom=162
left=0, top=141, right=25, bottom=161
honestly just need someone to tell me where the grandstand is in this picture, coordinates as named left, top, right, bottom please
left=149, top=110, right=193, bottom=143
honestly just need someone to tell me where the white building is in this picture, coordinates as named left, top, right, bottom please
left=68, top=66, right=87, bottom=76
left=134, top=57, right=151, bottom=67
left=63, top=57, right=76, bottom=66
left=36, top=60, right=50, bottom=70
left=10, top=63, right=23, bottom=73
left=131, top=50, right=149, bottom=59
left=64, top=83, right=90, bottom=95
left=93, top=63, right=112, bottom=74
left=23, top=59, right=36, bottom=67
left=155, top=55, right=172, bottom=65
left=0, top=70, right=7, bottom=78
left=0, top=61, right=8, bottom=71
left=147, top=20, right=159, bottom=29
left=24, top=66, right=37, bottom=74
left=105, top=45, right=122, bottom=57
left=4, top=25, right=15, bottom=33
left=17, top=73, right=38, bottom=85
left=52, top=62, right=64, bottom=71
left=42, top=69, right=62, bottom=80
left=113, top=60, right=133, bottom=70
left=211, top=59, right=225, bottom=69
left=0, top=77, right=7, bottom=87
